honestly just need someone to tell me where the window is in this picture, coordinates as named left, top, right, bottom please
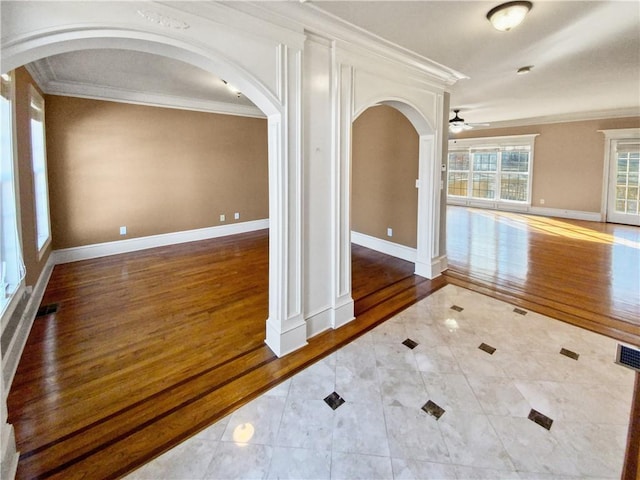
left=601, top=128, right=640, bottom=226
left=448, top=135, right=537, bottom=205
left=29, top=85, right=51, bottom=254
left=447, top=151, right=469, bottom=197
left=614, top=142, right=640, bottom=215
left=1, top=72, right=25, bottom=315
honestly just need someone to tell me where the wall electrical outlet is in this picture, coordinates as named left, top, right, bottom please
left=120, top=226, right=127, bottom=235
left=234, top=212, right=240, bottom=220
left=387, top=227, right=393, bottom=237
left=540, top=199, right=545, bottom=205
left=220, top=214, right=226, bottom=222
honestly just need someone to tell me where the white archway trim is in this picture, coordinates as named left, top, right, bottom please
left=1, top=30, right=281, bottom=117
left=354, top=99, right=435, bottom=134
left=352, top=96, right=446, bottom=280
left=2, top=23, right=307, bottom=358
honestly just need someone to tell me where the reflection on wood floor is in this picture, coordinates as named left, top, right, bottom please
left=7, top=229, right=445, bottom=479
left=7, top=207, right=639, bottom=478
left=446, top=206, right=640, bottom=345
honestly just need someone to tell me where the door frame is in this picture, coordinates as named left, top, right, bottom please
left=600, top=128, right=640, bottom=225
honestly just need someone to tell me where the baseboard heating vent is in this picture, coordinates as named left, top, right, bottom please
left=615, top=343, right=640, bottom=372
left=36, top=303, right=59, bottom=317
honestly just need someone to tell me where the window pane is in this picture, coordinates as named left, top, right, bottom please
left=500, top=173, right=528, bottom=202
left=29, top=87, right=51, bottom=251
left=448, top=151, right=469, bottom=171
left=472, top=173, right=496, bottom=199
left=472, top=152, right=498, bottom=172
left=448, top=172, right=468, bottom=197
left=501, top=150, right=529, bottom=172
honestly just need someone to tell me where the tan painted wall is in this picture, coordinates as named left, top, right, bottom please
left=15, top=67, right=50, bottom=286
left=352, top=105, right=419, bottom=248
left=452, top=117, right=640, bottom=212
left=45, top=96, right=269, bottom=249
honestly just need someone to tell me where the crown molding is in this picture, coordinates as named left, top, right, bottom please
left=42, top=79, right=265, bottom=118
left=239, top=1, right=466, bottom=87
left=472, top=107, right=640, bottom=131
left=24, top=59, right=55, bottom=90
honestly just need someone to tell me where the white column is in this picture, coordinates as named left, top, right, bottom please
left=415, top=95, right=447, bottom=279
left=331, top=63, right=355, bottom=328
left=264, top=46, right=307, bottom=357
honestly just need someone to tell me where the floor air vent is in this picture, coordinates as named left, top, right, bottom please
left=615, top=344, right=640, bottom=372
left=36, top=303, right=59, bottom=317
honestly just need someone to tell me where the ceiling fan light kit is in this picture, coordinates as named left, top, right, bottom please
left=449, top=109, right=490, bottom=133
left=487, top=1, right=533, bottom=31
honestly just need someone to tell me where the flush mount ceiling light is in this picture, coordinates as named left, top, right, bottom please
left=517, top=65, right=534, bottom=75
left=487, top=1, right=533, bottom=31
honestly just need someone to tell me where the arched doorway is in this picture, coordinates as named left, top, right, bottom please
left=349, top=100, right=441, bottom=303
left=1, top=26, right=302, bottom=357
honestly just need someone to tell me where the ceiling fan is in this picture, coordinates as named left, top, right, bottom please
left=449, top=109, right=489, bottom=133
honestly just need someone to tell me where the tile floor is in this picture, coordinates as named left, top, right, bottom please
left=126, top=285, right=635, bottom=479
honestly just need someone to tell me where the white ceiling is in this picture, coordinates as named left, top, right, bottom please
left=26, top=1, right=640, bottom=126
left=314, top=0, right=640, bottom=125
left=28, top=49, right=262, bottom=117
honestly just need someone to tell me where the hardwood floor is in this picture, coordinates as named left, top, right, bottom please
left=7, top=230, right=445, bottom=479
left=7, top=208, right=639, bottom=479
left=445, top=206, right=640, bottom=345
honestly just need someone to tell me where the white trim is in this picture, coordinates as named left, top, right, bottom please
left=245, top=2, right=466, bottom=86
left=351, top=231, right=417, bottom=263
left=449, top=134, right=539, bottom=149
left=331, top=300, right=355, bottom=329
left=473, top=108, right=640, bottom=131
left=448, top=201, right=602, bottom=222
left=1, top=422, right=18, bottom=480
left=52, top=219, right=269, bottom=264
left=305, top=307, right=332, bottom=338
left=599, top=128, right=640, bottom=140
left=264, top=318, right=308, bottom=358
left=415, top=254, right=447, bottom=279
left=2, top=254, right=54, bottom=390
left=448, top=197, right=530, bottom=213
left=599, top=128, right=640, bottom=225
left=1, top=284, right=25, bottom=336
left=522, top=206, right=602, bottom=222
left=42, top=83, right=266, bottom=119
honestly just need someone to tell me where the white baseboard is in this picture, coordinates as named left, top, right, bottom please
left=332, top=298, right=355, bottom=329
left=527, top=206, right=603, bottom=222
left=447, top=201, right=603, bottom=222
left=351, top=231, right=417, bottom=263
left=415, top=255, right=448, bottom=279
left=0, top=422, right=18, bottom=480
left=305, top=307, right=333, bottom=338
left=264, top=318, right=308, bottom=358
left=52, top=219, right=270, bottom=264
left=2, top=255, right=54, bottom=390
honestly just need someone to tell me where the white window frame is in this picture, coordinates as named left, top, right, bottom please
left=447, top=134, right=538, bottom=211
left=600, top=128, right=640, bottom=225
left=1, top=71, right=26, bottom=322
left=29, top=85, right=51, bottom=257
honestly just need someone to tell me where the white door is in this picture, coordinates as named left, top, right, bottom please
left=607, top=140, right=640, bottom=226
